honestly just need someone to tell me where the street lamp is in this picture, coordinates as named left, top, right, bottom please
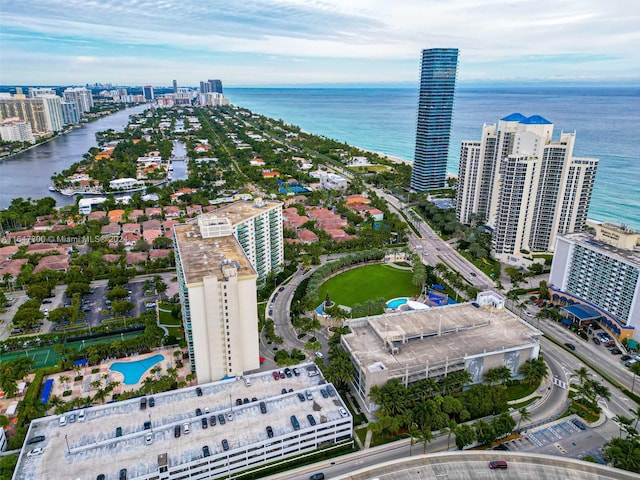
left=65, top=434, right=70, bottom=454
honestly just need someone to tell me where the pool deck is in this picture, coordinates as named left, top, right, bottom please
left=41, top=348, right=192, bottom=412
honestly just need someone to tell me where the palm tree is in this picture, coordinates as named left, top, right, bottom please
left=604, top=437, right=640, bottom=473
left=612, top=415, right=633, bottom=438
left=630, top=406, right=640, bottom=431
left=445, top=419, right=457, bottom=450
left=630, top=362, right=640, bottom=394
left=517, top=407, right=531, bottom=431
left=573, top=367, right=590, bottom=385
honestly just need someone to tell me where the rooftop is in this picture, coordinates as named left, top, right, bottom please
left=563, top=231, right=640, bottom=267
left=174, top=221, right=256, bottom=285
left=343, top=302, right=540, bottom=371
left=16, top=365, right=347, bottom=480
left=206, top=199, right=282, bottom=226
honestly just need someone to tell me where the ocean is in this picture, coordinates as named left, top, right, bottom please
left=225, top=85, right=640, bottom=230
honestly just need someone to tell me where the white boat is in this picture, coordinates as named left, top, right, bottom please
left=48, top=186, right=57, bottom=192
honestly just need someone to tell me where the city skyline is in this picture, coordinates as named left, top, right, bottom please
left=1, top=0, right=638, bottom=85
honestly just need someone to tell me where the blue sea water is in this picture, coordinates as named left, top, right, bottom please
left=226, top=86, right=640, bottom=230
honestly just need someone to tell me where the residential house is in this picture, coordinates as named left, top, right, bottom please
left=298, top=229, right=319, bottom=244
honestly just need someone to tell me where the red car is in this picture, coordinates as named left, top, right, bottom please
left=272, top=371, right=279, bottom=380
left=488, top=461, right=507, bottom=469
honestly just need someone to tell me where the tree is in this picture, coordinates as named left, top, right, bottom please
left=629, top=362, right=640, bottom=394
left=614, top=415, right=635, bottom=439
left=520, top=357, right=548, bottom=387
left=573, top=367, right=590, bottom=385
left=517, top=407, right=531, bottom=431
left=604, top=437, right=640, bottom=473
left=111, top=300, right=135, bottom=317
left=474, top=419, right=497, bottom=446
left=454, top=423, right=476, bottom=450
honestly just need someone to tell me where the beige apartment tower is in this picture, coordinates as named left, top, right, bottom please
left=456, top=113, right=598, bottom=264
left=174, top=216, right=260, bottom=383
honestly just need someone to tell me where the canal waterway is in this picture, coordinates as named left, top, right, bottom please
left=0, top=104, right=148, bottom=210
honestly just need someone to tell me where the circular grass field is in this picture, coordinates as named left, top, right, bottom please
left=317, top=263, right=415, bottom=308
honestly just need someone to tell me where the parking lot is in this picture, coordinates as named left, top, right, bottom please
left=497, top=415, right=608, bottom=464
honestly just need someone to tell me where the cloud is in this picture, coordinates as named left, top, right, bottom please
left=0, top=0, right=638, bottom=84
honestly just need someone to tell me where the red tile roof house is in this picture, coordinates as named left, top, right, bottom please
left=121, top=223, right=141, bottom=234
left=0, top=245, right=19, bottom=259
left=128, top=209, right=144, bottom=222
left=32, top=220, right=56, bottom=232
left=120, top=231, right=140, bottom=250
left=88, top=211, right=107, bottom=222
left=145, top=207, right=163, bottom=218
left=298, top=229, right=319, bottom=244
left=163, top=206, right=181, bottom=219
left=126, top=251, right=148, bottom=268
left=186, top=205, right=202, bottom=217
left=26, top=244, right=67, bottom=255
left=283, top=208, right=310, bottom=229
left=101, top=254, right=121, bottom=264
left=142, top=219, right=162, bottom=231
left=143, top=229, right=162, bottom=243
left=101, top=223, right=121, bottom=237
left=261, top=171, right=280, bottom=179
left=306, top=208, right=348, bottom=229
left=33, top=254, right=70, bottom=273
left=3, top=230, right=34, bottom=245
left=149, top=249, right=172, bottom=260
left=326, top=229, right=356, bottom=242
left=0, top=258, right=28, bottom=280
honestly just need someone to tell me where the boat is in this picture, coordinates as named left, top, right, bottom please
left=48, top=186, right=57, bottom=192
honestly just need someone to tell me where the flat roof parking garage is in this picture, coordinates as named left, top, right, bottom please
left=14, top=363, right=352, bottom=480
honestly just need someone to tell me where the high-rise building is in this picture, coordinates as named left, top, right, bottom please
left=142, top=85, right=154, bottom=101
left=456, top=113, right=598, bottom=263
left=0, top=96, right=49, bottom=136
left=39, top=95, right=64, bottom=132
left=174, top=216, right=260, bottom=383
left=28, top=87, right=56, bottom=98
left=61, top=101, right=80, bottom=125
left=410, top=48, right=459, bottom=192
left=172, top=79, right=178, bottom=94
left=549, top=223, right=640, bottom=342
left=199, top=81, right=210, bottom=94
left=208, top=79, right=223, bottom=94
left=174, top=199, right=283, bottom=383
left=63, top=87, right=94, bottom=113
left=0, top=117, right=35, bottom=144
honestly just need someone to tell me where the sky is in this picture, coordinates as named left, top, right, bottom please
left=0, top=0, right=638, bottom=86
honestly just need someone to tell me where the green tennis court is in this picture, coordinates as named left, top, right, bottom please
left=0, top=331, right=143, bottom=368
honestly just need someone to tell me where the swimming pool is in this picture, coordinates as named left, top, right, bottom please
left=387, top=298, right=408, bottom=309
left=110, top=354, right=164, bottom=385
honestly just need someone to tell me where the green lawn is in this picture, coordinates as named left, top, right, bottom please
left=318, top=264, right=415, bottom=307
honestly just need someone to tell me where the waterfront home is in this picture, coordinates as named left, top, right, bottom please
left=109, top=178, right=143, bottom=191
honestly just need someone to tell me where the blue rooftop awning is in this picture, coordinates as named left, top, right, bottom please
left=561, top=304, right=601, bottom=321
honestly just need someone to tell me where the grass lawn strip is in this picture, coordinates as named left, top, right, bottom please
left=318, top=264, right=415, bottom=307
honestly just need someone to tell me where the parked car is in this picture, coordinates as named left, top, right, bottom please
left=218, top=414, right=226, bottom=425
left=222, top=439, right=230, bottom=451
left=183, top=423, right=190, bottom=434
left=621, top=354, right=633, bottom=361
left=227, top=412, right=234, bottom=422
left=59, top=415, right=67, bottom=427
left=196, top=387, right=203, bottom=396
left=488, top=460, right=508, bottom=469
left=272, top=371, right=280, bottom=381
left=116, top=426, right=122, bottom=437
left=339, top=407, right=348, bottom=417
left=297, top=392, right=306, bottom=402
left=292, top=367, right=300, bottom=376
left=145, top=433, right=153, bottom=445
left=305, top=390, right=313, bottom=400
left=209, top=416, right=217, bottom=426
left=201, top=417, right=208, bottom=429
left=27, top=435, right=45, bottom=445
left=592, top=337, right=601, bottom=345
left=196, top=408, right=203, bottom=416
left=174, top=426, right=181, bottom=438
left=27, top=448, right=44, bottom=457
left=148, top=397, right=155, bottom=407
left=260, top=401, right=267, bottom=414
left=307, top=414, right=316, bottom=426
left=320, top=388, right=329, bottom=398
left=327, top=386, right=336, bottom=397
left=202, top=445, right=211, bottom=457
left=610, top=347, right=622, bottom=355
left=266, top=425, right=274, bottom=438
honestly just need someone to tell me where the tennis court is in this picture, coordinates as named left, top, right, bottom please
left=0, top=331, right=143, bottom=368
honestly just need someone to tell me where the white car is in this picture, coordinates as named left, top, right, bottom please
left=183, top=423, right=190, bottom=434
left=145, top=433, right=153, bottom=445
left=27, top=447, right=44, bottom=457
left=227, top=412, right=234, bottom=422
left=244, top=377, right=251, bottom=387
left=77, top=409, right=86, bottom=422
left=339, top=408, right=348, bottom=417
left=59, top=415, right=67, bottom=427
left=204, top=407, right=210, bottom=415
left=315, top=351, right=324, bottom=358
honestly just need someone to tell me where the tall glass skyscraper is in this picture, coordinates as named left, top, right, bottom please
left=410, top=48, right=459, bottom=192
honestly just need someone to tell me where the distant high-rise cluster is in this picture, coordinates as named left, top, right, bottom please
left=0, top=86, right=93, bottom=140
left=198, top=78, right=229, bottom=107
left=142, top=85, right=154, bottom=101
left=410, top=48, right=459, bottom=192
left=456, top=113, right=598, bottom=262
